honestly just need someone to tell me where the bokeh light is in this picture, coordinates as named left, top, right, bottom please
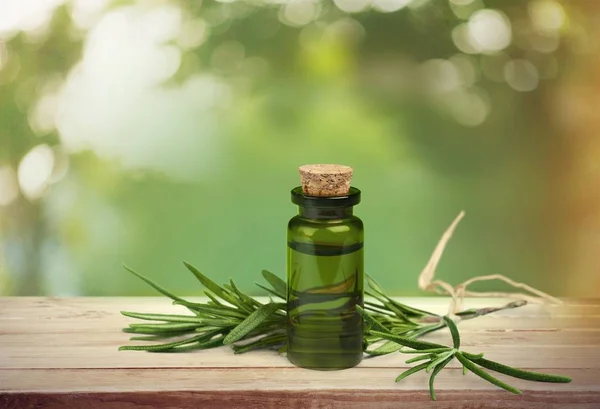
left=281, top=0, right=321, bottom=27
left=17, top=144, right=55, bottom=201
left=421, top=59, right=462, bottom=93
left=445, top=86, right=490, bottom=127
left=177, top=18, right=210, bottom=50
left=323, top=17, right=365, bottom=45
left=55, top=3, right=232, bottom=181
left=529, top=32, right=560, bottom=53
left=0, top=0, right=63, bottom=39
left=452, top=23, right=479, bottom=54
left=69, top=0, right=111, bottom=30
left=333, top=0, right=370, bottom=14
left=504, top=59, right=539, bottom=92
left=29, top=88, right=60, bottom=136
left=211, top=40, right=246, bottom=72
left=449, top=0, right=476, bottom=5
left=372, top=0, right=412, bottom=13
left=528, top=0, right=567, bottom=34
left=467, top=9, right=512, bottom=53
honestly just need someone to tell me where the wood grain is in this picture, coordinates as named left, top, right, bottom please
left=0, top=297, right=599, bottom=408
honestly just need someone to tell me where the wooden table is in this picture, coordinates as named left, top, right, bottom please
left=0, top=297, right=598, bottom=408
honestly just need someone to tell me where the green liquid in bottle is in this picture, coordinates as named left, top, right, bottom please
left=286, top=186, right=364, bottom=370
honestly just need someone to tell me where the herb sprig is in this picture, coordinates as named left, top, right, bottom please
left=119, top=262, right=571, bottom=400
left=119, top=264, right=287, bottom=353
left=358, top=308, right=571, bottom=400
left=360, top=274, right=527, bottom=357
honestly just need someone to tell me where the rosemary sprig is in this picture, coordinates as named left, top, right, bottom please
left=120, top=264, right=520, bottom=354
left=358, top=310, right=572, bottom=400
left=118, top=262, right=569, bottom=401
left=118, top=263, right=287, bottom=352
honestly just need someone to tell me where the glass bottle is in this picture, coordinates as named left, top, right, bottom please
left=286, top=186, right=364, bottom=370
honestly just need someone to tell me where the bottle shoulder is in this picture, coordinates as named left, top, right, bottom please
left=288, top=215, right=363, bottom=244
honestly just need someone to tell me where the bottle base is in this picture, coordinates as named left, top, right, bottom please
left=287, top=353, right=363, bottom=371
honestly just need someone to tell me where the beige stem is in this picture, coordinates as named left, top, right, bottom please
left=417, top=211, right=562, bottom=315
left=417, top=212, right=465, bottom=291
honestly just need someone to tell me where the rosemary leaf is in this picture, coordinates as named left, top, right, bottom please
left=364, top=290, right=391, bottom=306
left=123, top=265, right=190, bottom=305
left=182, top=261, right=239, bottom=306
left=261, top=270, right=287, bottom=297
left=121, top=311, right=205, bottom=324
left=429, top=356, right=454, bottom=401
left=229, top=279, right=262, bottom=308
left=462, top=351, right=484, bottom=360
left=363, top=301, right=396, bottom=316
left=426, top=350, right=455, bottom=373
left=406, top=354, right=436, bottom=364
left=223, top=302, right=284, bottom=345
left=443, top=316, right=461, bottom=349
left=204, top=290, right=224, bottom=307
left=397, top=302, right=442, bottom=319
left=455, top=352, right=522, bottom=395
left=468, top=356, right=572, bottom=383
left=365, top=274, right=386, bottom=296
left=366, top=274, right=437, bottom=318
left=222, top=284, right=254, bottom=312
left=390, top=323, right=414, bottom=332
left=364, top=291, right=412, bottom=323
left=365, top=340, right=402, bottom=356
left=124, top=323, right=201, bottom=333
left=403, top=323, right=446, bottom=339
left=395, top=361, right=430, bottom=382
left=254, top=283, right=285, bottom=300
left=119, top=332, right=214, bottom=352
left=370, top=330, right=448, bottom=351
left=374, top=300, right=411, bottom=322
left=356, top=305, right=391, bottom=333
left=157, top=335, right=226, bottom=353
left=400, top=347, right=451, bottom=355
left=179, top=303, right=248, bottom=320
left=129, top=333, right=194, bottom=341
left=233, top=332, right=286, bottom=354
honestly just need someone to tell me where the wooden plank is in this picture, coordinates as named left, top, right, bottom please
left=3, top=390, right=600, bottom=409
left=0, top=336, right=598, bottom=369
left=0, top=368, right=595, bottom=392
left=3, top=316, right=596, bottom=335
left=1, top=344, right=598, bottom=369
left=2, top=327, right=596, bottom=347
left=1, top=368, right=598, bottom=408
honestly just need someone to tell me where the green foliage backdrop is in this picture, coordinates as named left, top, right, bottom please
left=1, top=0, right=598, bottom=297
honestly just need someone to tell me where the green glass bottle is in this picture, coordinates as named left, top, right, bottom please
left=286, top=184, right=364, bottom=370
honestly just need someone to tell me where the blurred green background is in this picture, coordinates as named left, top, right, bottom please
left=1, top=0, right=599, bottom=297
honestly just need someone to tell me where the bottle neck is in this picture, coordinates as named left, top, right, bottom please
left=298, top=206, right=354, bottom=220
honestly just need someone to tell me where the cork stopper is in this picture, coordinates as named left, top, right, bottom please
left=298, top=164, right=353, bottom=197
